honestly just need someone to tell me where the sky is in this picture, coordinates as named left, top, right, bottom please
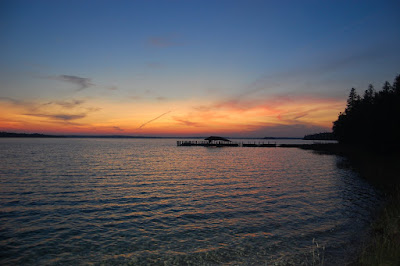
left=0, top=0, right=399, bottom=137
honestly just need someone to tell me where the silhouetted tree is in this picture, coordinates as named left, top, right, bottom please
left=363, top=84, right=375, bottom=104
left=346, top=87, right=359, bottom=113
left=393, top=74, right=400, bottom=93
left=333, top=74, right=400, bottom=152
left=381, top=81, right=392, bottom=94
left=303, top=132, right=336, bottom=140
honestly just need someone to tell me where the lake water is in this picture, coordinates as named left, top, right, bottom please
left=0, top=138, right=381, bottom=265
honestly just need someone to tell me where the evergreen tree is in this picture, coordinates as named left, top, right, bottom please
left=345, top=87, right=359, bottom=113
left=381, top=81, right=392, bottom=94
left=363, top=84, right=375, bottom=104
left=333, top=74, right=400, bottom=152
left=393, top=74, right=400, bottom=93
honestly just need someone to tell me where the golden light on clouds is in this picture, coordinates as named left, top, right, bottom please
left=0, top=93, right=345, bottom=137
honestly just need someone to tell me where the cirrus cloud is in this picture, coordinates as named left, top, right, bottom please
left=24, top=113, right=87, bottom=121
left=48, top=75, right=94, bottom=91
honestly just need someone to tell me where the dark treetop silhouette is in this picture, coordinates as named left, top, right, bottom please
left=333, top=74, right=400, bottom=152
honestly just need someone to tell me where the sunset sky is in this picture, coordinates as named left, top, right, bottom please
left=1, top=0, right=399, bottom=137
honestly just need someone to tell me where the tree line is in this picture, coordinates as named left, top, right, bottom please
left=303, top=132, right=336, bottom=140
left=333, top=74, right=400, bottom=152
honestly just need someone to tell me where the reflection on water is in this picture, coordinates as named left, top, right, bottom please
left=0, top=138, right=380, bottom=265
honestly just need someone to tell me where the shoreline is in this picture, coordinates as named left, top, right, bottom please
left=300, top=143, right=400, bottom=265
left=298, top=143, right=400, bottom=185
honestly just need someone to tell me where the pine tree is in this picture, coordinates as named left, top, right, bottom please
left=345, top=88, right=359, bottom=113
left=381, top=81, right=392, bottom=94
left=393, top=74, right=400, bottom=94
left=363, top=84, right=375, bottom=104
left=332, top=74, right=400, bottom=152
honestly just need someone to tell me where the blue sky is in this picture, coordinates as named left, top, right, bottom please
left=0, top=0, right=399, bottom=136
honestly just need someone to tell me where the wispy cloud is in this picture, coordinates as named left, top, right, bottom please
left=148, top=34, right=182, bottom=47
left=156, top=96, right=168, bottom=101
left=0, top=96, right=25, bottom=105
left=42, top=99, right=85, bottom=109
left=49, top=75, right=94, bottom=91
left=0, top=96, right=43, bottom=112
left=24, top=113, right=86, bottom=121
left=243, top=123, right=330, bottom=138
left=137, top=110, right=172, bottom=129
left=317, top=47, right=389, bottom=75
left=1, top=96, right=100, bottom=125
left=28, top=103, right=101, bottom=122
left=173, top=117, right=201, bottom=127
left=171, top=91, right=343, bottom=137
left=113, top=126, right=124, bottom=132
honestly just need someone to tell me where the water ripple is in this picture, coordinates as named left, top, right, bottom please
left=0, top=138, right=381, bottom=265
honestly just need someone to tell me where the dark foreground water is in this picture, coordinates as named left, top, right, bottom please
left=0, top=138, right=380, bottom=265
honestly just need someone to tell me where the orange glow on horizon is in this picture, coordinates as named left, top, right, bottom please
left=0, top=95, right=345, bottom=137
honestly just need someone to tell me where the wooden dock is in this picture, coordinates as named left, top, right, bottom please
left=177, top=141, right=339, bottom=151
left=177, top=140, right=277, bottom=147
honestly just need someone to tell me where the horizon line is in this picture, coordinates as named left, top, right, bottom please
left=0, top=131, right=306, bottom=139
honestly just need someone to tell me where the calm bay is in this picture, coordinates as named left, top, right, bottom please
left=0, top=138, right=380, bottom=265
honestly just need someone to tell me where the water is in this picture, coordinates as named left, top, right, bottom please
left=0, top=138, right=380, bottom=265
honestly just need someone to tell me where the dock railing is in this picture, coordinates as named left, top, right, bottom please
left=177, top=140, right=276, bottom=147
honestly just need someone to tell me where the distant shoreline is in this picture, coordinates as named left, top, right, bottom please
left=0, top=132, right=304, bottom=140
